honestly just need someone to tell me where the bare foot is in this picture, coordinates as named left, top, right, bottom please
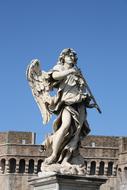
left=44, top=154, right=56, bottom=164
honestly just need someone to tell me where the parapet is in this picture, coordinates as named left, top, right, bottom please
left=82, top=135, right=120, bottom=148
left=0, top=131, right=36, bottom=144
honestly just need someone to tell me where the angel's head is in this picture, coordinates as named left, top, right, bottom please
left=57, top=48, right=78, bottom=66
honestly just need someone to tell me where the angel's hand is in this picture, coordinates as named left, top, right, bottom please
left=69, top=68, right=77, bottom=74
left=44, top=96, right=56, bottom=106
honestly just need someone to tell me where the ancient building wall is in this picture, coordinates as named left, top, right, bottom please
left=0, top=132, right=127, bottom=190
left=0, top=174, right=35, bottom=190
left=118, top=137, right=127, bottom=153
left=80, top=147, right=118, bottom=158
left=0, top=144, right=45, bottom=157
left=0, top=145, right=8, bottom=156
left=0, top=133, right=8, bottom=144
left=0, top=131, right=36, bottom=145
left=118, top=151, right=127, bottom=165
left=0, top=155, right=44, bottom=175
left=82, top=135, right=119, bottom=147
left=122, top=138, right=127, bottom=151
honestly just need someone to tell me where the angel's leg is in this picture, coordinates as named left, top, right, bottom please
left=44, top=108, right=71, bottom=164
left=62, top=104, right=85, bottom=163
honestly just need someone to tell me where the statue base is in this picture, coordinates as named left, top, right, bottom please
left=29, top=172, right=107, bottom=190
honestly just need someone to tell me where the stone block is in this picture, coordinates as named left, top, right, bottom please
left=29, top=173, right=107, bottom=190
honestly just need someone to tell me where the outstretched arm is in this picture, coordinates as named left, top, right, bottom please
left=52, top=68, right=76, bottom=80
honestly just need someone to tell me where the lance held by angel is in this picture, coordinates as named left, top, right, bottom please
left=26, top=48, right=101, bottom=175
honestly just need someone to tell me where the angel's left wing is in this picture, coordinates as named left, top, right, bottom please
left=26, top=59, right=52, bottom=124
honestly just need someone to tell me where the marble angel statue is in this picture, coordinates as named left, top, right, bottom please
left=26, top=48, right=101, bottom=175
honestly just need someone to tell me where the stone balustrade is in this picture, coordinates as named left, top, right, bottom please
left=0, top=157, right=117, bottom=177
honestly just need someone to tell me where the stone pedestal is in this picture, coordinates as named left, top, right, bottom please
left=29, top=173, right=107, bottom=190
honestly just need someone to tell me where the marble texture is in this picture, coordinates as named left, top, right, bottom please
left=27, top=48, right=100, bottom=175
left=29, top=173, right=107, bottom=190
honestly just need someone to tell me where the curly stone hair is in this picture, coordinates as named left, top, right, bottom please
left=57, top=48, right=78, bottom=65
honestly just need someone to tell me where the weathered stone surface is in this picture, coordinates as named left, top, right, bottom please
left=27, top=48, right=98, bottom=170
left=29, top=173, right=107, bottom=190
left=1, top=131, right=127, bottom=190
left=0, top=174, right=34, bottom=190
left=0, top=131, right=36, bottom=144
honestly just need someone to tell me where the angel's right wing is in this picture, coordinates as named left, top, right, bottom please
left=26, top=59, right=52, bottom=125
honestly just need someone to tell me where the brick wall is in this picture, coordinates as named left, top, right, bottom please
left=81, top=135, right=119, bottom=147
left=0, top=133, right=8, bottom=144
left=80, top=147, right=118, bottom=158
left=2, top=144, right=46, bottom=157
left=0, top=131, right=35, bottom=144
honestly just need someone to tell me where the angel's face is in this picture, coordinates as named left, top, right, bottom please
left=64, top=54, right=75, bottom=68
left=64, top=53, right=76, bottom=69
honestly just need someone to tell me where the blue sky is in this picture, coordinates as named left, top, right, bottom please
left=0, top=0, right=127, bottom=144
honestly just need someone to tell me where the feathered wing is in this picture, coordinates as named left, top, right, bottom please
left=26, top=59, right=52, bottom=124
